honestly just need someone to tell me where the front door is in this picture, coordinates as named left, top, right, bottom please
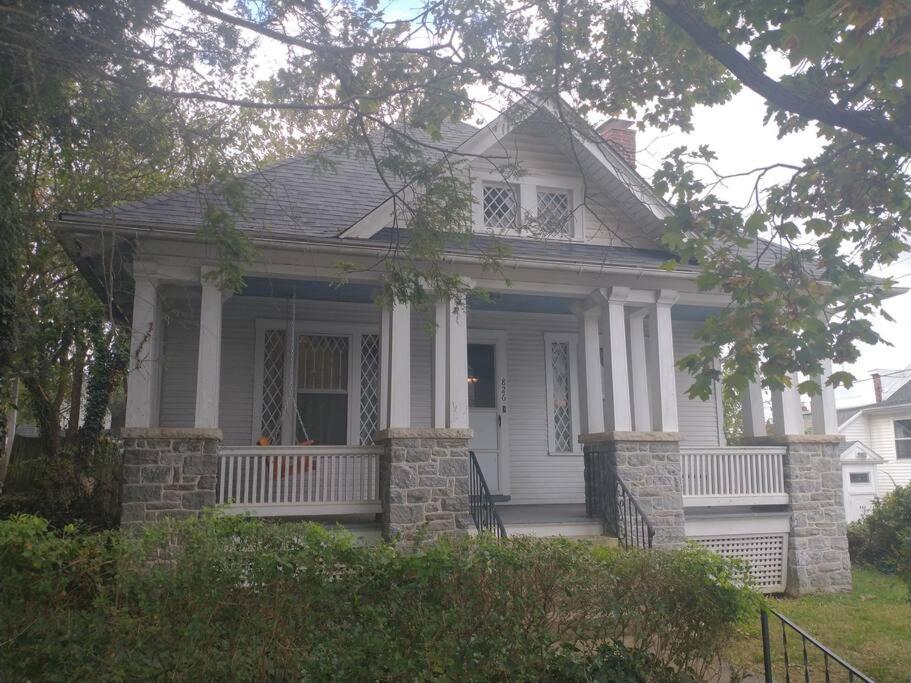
left=468, top=339, right=507, bottom=494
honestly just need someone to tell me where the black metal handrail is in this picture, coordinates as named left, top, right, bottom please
left=468, top=450, right=507, bottom=538
left=760, top=608, right=873, bottom=683
left=586, top=452, right=654, bottom=550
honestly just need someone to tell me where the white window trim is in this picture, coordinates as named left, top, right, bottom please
left=252, top=318, right=379, bottom=447
left=894, top=418, right=911, bottom=460
left=473, top=171, right=585, bottom=241
left=543, top=332, right=582, bottom=455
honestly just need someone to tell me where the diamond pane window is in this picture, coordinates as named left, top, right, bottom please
left=550, top=341, right=573, bottom=452
left=537, top=189, right=572, bottom=236
left=296, top=335, right=349, bottom=445
left=359, top=334, right=380, bottom=445
left=483, top=183, right=518, bottom=230
left=259, top=329, right=286, bottom=445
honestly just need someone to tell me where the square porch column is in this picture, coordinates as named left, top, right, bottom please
left=741, top=380, right=767, bottom=439
left=577, top=304, right=605, bottom=434
left=433, top=294, right=469, bottom=429
left=645, top=290, right=679, bottom=433
left=194, top=269, right=225, bottom=429
left=627, top=310, right=651, bottom=432
left=125, top=274, right=161, bottom=428
left=601, top=286, right=632, bottom=432
left=379, top=299, right=411, bottom=430
left=810, top=360, right=838, bottom=435
left=771, top=373, right=804, bottom=436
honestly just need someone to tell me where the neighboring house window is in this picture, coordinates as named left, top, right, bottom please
left=483, top=183, right=518, bottom=230
left=895, top=419, right=911, bottom=459
left=543, top=333, right=580, bottom=454
left=849, top=472, right=870, bottom=484
left=536, top=188, right=572, bottom=237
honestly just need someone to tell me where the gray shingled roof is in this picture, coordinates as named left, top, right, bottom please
left=61, top=121, right=479, bottom=239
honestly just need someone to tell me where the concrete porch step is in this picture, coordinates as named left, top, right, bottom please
left=502, top=519, right=606, bottom=538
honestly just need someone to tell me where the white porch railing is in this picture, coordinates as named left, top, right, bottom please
left=680, top=447, right=789, bottom=507
left=217, top=446, right=383, bottom=516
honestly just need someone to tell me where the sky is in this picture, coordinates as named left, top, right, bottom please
left=635, top=87, right=911, bottom=409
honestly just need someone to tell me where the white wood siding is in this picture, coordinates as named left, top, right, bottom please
left=867, top=413, right=911, bottom=490
left=472, top=122, right=657, bottom=249
left=157, top=295, right=725, bottom=503
left=839, top=413, right=870, bottom=443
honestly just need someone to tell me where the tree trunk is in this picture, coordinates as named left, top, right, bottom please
left=67, top=341, right=87, bottom=438
left=0, top=378, right=19, bottom=494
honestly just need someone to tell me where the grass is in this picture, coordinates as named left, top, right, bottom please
left=728, top=568, right=910, bottom=682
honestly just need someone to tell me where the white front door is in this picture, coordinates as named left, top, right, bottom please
left=467, top=335, right=509, bottom=495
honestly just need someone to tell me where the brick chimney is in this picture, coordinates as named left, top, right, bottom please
left=872, top=373, right=883, bottom=403
left=596, top=118, right=636, bottom=168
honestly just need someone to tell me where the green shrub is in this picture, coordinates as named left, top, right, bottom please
left=0, top=436, right=121, bottom=529
left=0, top=513, right=758, bottom=682
left=848, top=484, right=911, bottom=576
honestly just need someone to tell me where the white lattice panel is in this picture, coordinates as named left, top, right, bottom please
left=537, top=189, right=571, bottom=236
left=359, top=334, right=380, bottom=445
left=693, top=534, right=788, bottom=593
left=260, top=329, right=286, bottom=444
left=550, top=341, right=573, bottom=452
left=483, top=184, right=517, bottom=230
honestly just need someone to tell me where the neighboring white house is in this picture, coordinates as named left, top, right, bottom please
left=54, top=98, right=863, bottom=594
left=837, top=376, right=911, bottom=501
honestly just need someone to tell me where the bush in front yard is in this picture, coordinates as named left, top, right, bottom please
left=0, top=513, right=758, bottom=682
left=848, top=483, right=911, bottom=577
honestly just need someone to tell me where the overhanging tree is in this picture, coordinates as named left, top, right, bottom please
left=0, top=0, right=908, bottom=447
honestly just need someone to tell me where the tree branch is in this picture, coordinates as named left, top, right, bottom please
left=652, top=0, right=911, bottom=153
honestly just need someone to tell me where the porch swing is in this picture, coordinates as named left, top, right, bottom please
left=257, top=287, right=317, bottom=480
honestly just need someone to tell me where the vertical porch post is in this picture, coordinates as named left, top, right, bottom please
left=380, top=300, right=411, bottom=429
left=125, top=273, right=160, bottom=428
left=810, top=360, right=838, bottom=434
left=627, top=309, right=651, bottom=431
left=741, top=380, right=767, bottom=439
left=578, top=305, right=605, bottom=434
left=645, top=290, right=679, bottom=433
left=601, top=286, right=632, bottom=432
left=771, top=373, right=804, bottom=436
left=432, top=294, right=469, bottom=429
left=194, top=269, right=224, bottom=429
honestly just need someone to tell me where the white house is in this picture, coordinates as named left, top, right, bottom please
left=56, top=99, right=856, bottom=594
left=837, top=375, right=911, bottom=511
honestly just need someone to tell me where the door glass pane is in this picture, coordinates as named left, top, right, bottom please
left=296, top=335, right=349, bottom=445
left=849, top=472, right=870, bottom=484
left=296, top=394, right=348, bottom=445
left=468, top=344, right=496, bottom=409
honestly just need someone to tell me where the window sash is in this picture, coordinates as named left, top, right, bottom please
left=482, top=182, right=519, bottom=230
left=543, top=333, right=581, bottom=455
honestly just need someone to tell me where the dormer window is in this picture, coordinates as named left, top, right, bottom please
left=475, top=175, right=584, bottom=240
left=483, top=183, right=518, bottom=230
left=537, top=188, right=572, bottom=237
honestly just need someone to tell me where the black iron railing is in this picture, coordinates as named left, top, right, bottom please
left=586, top=451, right=654, bottom=550
left=760, top=609, right=873, bottom=683
left=468, top=450, right=507, bottom=538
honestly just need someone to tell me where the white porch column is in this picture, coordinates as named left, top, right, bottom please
left=811, top=360, right=839, bottom=434
left=578, top=305, right=605, bottom=434
left=627, top=309, right=651, bottom=431
left=432, top=299, right=447, bottom=429
left=125, top=274, right=160, bottom=428
left=446, top=295, right=469, bottom=429
left=601, top=287, right=632, bottom=432
left=646, top=290, right=679, bottom=432
left=741, top=380, right=767, bottom=439
left=771, top=373, right=804, bottom=436
left=194, top=270, right=224, bottom=429
left=380, top=300, right=411, bottom=429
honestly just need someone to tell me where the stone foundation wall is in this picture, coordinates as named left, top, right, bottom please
left=120, top=428, right=221, bottom=528
left=377, top=428, right=472, bottom=546
left=582, top=432, right=686, bottom=549
left=782, top=439, right=852, bottom=594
